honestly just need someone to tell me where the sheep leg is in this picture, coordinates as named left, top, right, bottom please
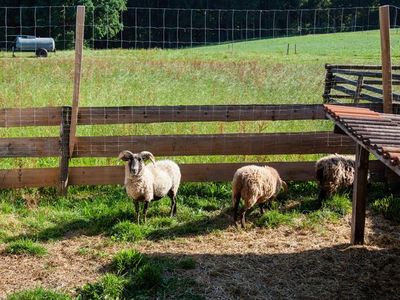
left=233, top=194, right=241, bottom=224
left=168, top=190, right=177, bottom=217
left=259, top=203, right=265, bottom=215
left=143, top=201, right=149, bottom=223
left=134, top=201, right=140, bottom=224
left=240, top=207, right=248, bottom=228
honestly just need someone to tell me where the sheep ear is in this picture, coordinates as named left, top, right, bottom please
left=118, top=150, right=134, bottom=161
left=140, top=151, right=156, bottom=165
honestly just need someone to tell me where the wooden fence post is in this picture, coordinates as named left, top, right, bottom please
left=59, top=106, right=71, bottom=195
left=351, top=144, right=369, bottom=245
left=69, top=5, right=85, bottom=158
left=323, top=64, right=333, bottom=103
left=379, top=5, right=393, bottom=114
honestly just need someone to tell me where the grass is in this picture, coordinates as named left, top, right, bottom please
left=78, top=249, right=198, bottom=299
left=1, top=181, right=399, bottom=298
left=111, top=249, right=148, bottom=275
left=109, top=220, right=147, bottom=242
left=0, top=181, right=377, bottom=244
left=4, top=238, right=47, bottom=256
left=1, top=30, right=400, bottom=298
left=1, top=29, right=399, bottom=169
left=371, top=194, right=400, bottom=223
left=7, top=288, right=71, bottom=300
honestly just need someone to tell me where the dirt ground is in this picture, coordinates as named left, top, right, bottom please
left=1, top=211, right=400, bottom=299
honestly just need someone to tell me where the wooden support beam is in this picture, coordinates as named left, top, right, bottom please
left=58, top=106, right=71, bottom=195
left=379, top=5, right=393, bottom=114
left=354, top=75, right=364, bottom=104
left=69, top=5, right=85, bottom=158
left=351, top=144, right=370, bottom=245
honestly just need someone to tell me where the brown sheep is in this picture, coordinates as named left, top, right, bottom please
left=232, top=165, right=287, bottom=228
left=316, top=154, right=356, bottom=203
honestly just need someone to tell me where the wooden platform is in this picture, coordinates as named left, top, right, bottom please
left=324, top=104, right=400, bottom=176
left=324, top=104, right=400, bottom=245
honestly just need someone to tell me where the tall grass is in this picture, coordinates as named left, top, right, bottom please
left=0, top=30, right=395, bottom=169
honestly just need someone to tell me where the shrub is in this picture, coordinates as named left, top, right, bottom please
left=5, top=239, right=47, bottom=256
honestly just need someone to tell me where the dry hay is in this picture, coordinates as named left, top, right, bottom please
left=1, top=212, right=400, bottom=299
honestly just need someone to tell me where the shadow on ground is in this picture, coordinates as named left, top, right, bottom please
left=147, top=244, right=400, bottom=299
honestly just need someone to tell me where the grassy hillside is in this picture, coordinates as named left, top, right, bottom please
left=0, top=29, right=397, bottom=168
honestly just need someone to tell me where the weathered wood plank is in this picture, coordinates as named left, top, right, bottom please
left=59, top=107, right=71, bottom=195
left=0, top=168, right=59, bottom=188
left=0, top=137, right=59, bottom=157
left=69, top=5, right=85, bottom=158
left=0, top=107, right=61, bottom=127
left=77, top=104, right=384, bottom=125
left=0, top=161, right=385, bottom=188
left=326, top=64, right=400, bottom=70
left=380, top=5, right=393, bottom=114
left=73, top=132, right=356, bottom=157
left=0, top=104, right=385, bottom=127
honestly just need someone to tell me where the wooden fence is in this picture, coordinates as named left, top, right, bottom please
left=0, top=103, right=389, bottom=193
left=323, top=64, right=400, bottom=105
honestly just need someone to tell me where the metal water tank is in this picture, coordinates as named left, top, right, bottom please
left=13, top=35, right=56, bottom=57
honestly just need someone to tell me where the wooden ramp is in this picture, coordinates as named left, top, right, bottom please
left=324, top=104, right=400, bottom=245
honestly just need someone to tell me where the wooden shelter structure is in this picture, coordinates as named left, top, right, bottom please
left=324, top=104, right=400, bottom=245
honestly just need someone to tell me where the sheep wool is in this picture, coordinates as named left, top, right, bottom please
left=119, top=150, right=181, bottom=223
left=315, top=154, right=355, bottom=200
left=232, top=165, right=286, bottom=227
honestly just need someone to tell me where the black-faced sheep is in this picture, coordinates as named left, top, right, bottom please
left=316, top=154, right=357, bottom=202
left=232, top=165, right=287, bottom=228
left=119, top=150, right=181, bottom=223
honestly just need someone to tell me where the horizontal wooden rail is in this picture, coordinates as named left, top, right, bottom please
left=0, top=107, right=62, bottom=127
left=0, top=104, right=385, bottom=128
left=333, top=75, right=400, bottom=101
left=0, top=161, right=386, bottom=188
left=331, top=68, right=400, bottom=80
left=0, top=137, right=59, bottom=157
left=73, top=132, right=355, bottom=157
left=326, top=64, right=400, bottom=70
left=77, top=104, right=327, bottom=124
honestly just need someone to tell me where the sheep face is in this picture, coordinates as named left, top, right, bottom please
left=118, top=150, right=155, bottom=176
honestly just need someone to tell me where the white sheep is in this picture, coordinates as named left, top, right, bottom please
left=119, top=150, right=181, bottom=223
left=232, top=165, right=287, bottom=228
left=315, top=153, right=356, bottom=202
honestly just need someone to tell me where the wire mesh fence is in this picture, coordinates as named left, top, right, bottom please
left=0, top=6, right=387, bottom=50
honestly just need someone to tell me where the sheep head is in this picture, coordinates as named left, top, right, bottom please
left=118, top=150, right=156, bottom=176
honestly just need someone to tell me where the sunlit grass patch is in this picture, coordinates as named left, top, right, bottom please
left=7, top=287, right=71, bottom=300
left=4, top=238, right=47, bottom=256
